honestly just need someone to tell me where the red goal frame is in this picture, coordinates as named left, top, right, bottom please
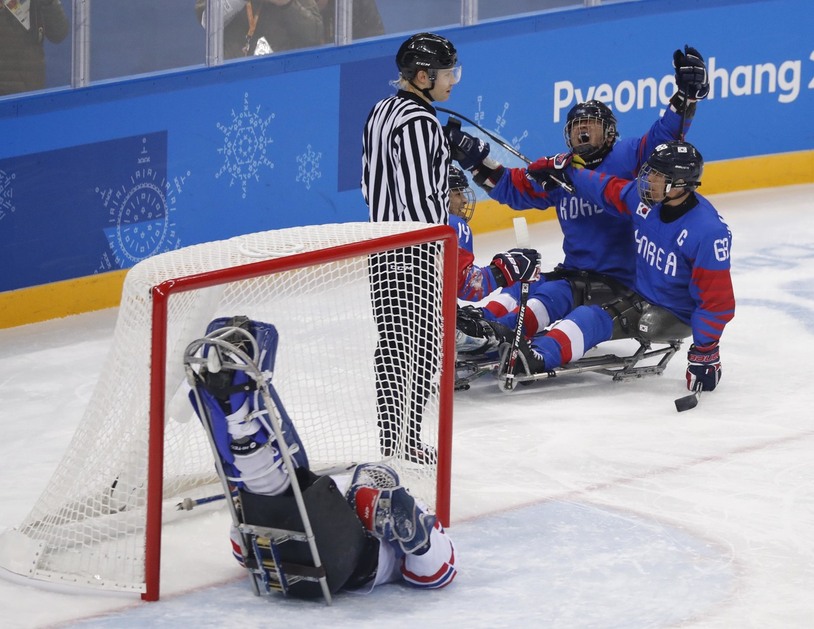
left=144, top=225, right=458, bottom=601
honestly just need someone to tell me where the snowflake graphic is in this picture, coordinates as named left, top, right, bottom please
left=216, top=92, right=275, bottom=198
left=474, top=97, right=528, bottom=154
left=296, top=144, right=322, bottom=190
left=0, top=169, right=16, bottom=221
left=469, top=97, right=530, bottom=200
left=94, top=137, right=184, bottom=271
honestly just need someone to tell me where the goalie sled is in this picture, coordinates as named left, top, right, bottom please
left=184, top=318, right=367, bottom=604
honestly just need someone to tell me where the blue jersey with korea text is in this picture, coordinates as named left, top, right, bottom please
left=488, top=106, right=687, bottom=287
left=568, top=167, right=735, bottom=347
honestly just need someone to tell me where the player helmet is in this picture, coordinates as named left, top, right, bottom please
left=396, top=32, right=458, bottom=81
left=637, top=141, right=703, bottom=207
left=448, top=164, right=468, bottom=190
left=563, top=100, right=619, bottom=166
left=448, top=165, right=476, bottom=222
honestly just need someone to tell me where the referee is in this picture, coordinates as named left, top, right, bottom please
left=361, top=32, right=461, bottom=465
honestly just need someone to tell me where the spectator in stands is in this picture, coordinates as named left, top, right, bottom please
left=0, top=0, right=69, bottom=97
left=194, top=0, right=323, bottom=59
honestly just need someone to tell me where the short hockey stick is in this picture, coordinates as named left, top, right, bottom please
left=437, top=106, right=575, bottom=194
left=500, top=217, right=533, bottom=392
left=176, top=492, right=232, bottom=511
left=502, top=280, right=530, bottom=392
left=674, top=383, right=701, bottom=412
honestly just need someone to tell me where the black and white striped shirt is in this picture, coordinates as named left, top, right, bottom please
left=362, top=90, right=451, bottom=225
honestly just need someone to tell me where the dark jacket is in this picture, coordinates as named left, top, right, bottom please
left=195, top=0, right=323, bottom=60
left=319, top=0, right=384, bottom=43
left=0, top=0, right=69, bottom=96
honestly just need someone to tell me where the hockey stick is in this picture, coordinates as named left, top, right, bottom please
left=501, top=281, right=530, bottom=392
left=500, top=217, right=533, bottom=392
left=436, top=106, right=575, bottom=194
left=674, top=383, right=701, bottom=412
left=176, top=492, right=233, bottom=511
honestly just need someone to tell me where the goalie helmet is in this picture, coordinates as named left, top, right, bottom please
left=637, top=141, right=703, bottom=207
left=563, top=100, right=619, bottom=166
left=396, top=32, right=458, bottom=81
left=448, top=165, right=476, bottom=222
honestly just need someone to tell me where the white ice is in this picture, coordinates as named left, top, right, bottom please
left=1, top=184, right=812, bottom=628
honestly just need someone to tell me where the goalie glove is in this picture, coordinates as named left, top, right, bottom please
left=673, top=45, right=709, bottom=100
left=526, top=153, right=585, bottom=190
left=489, top=248, right=541, bottom=287
left=686, top=342, right=721, bottom=391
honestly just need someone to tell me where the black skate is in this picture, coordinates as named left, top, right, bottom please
left=455, top=306, right=514, bottom=390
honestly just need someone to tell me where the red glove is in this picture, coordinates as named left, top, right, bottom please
left=526, top=153, right=584, bottom=189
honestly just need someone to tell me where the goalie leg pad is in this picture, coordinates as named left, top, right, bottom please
left=351, top=484, right=436, bottom=556
left=190, top=318, right=310, bottom=487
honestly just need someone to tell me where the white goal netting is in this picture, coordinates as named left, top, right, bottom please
left=0, top=222, right=455, bottom=597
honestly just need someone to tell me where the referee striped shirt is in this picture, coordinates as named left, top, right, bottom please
left=362, top=90, right=451, bottom=225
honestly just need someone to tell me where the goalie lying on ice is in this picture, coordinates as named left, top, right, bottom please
left=186, top=316, right=456, bottom=598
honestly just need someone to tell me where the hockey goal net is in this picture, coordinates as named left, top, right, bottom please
left=0, top=222, right=457, bottom=600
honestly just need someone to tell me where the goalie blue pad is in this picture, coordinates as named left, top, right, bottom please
left=188, top=317, right=309, bottom=494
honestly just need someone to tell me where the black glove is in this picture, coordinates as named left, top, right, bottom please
left=686, top=342, right=721, bottom=391
left=489, top=248, right=541, bottom=287
left=526, top=153, right=584, bottom=190
left=444, top=118, right=490, bottom=170
left=673, top=45, right=709, bottom=100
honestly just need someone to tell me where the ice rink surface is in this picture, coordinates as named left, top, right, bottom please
left=1, top=184, right=812, bottom=628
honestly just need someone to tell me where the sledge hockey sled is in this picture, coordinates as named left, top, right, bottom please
left=238, top=471, right=370, bottom=600
left=495, top=336, right=686, bottom=391
left=183, top=317, right=369, bottom=604
left=453, top=303, right=692, bottom=392
left=496, top=303, right=692, bottom=391
left=455, top=353, right=500, bottom=390
left=455, top=338, right=684, bottom=391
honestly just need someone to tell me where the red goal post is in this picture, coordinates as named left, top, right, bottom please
left=0, top=222, right=458, bottom=602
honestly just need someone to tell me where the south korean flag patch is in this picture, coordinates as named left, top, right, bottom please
left=636, top=202, right=652, bottom=218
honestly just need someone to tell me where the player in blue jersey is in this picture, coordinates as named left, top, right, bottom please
left=449, top=164, right=541, bottom=354
left=448, top=165, right=476, bottom=243
left=510, top=141, right=735, bottom=393
left=449, top=164, right=540, bottom=304
left=448, top=46, right=710, bottom=355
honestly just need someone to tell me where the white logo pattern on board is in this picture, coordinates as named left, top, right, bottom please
left=216, top=92, right=275, bottom=199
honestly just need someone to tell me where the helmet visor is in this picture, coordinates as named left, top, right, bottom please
left=435, top=65, right=462, bottom=85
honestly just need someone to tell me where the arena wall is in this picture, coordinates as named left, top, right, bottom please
left=1, top=0, right=811, bottom=327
